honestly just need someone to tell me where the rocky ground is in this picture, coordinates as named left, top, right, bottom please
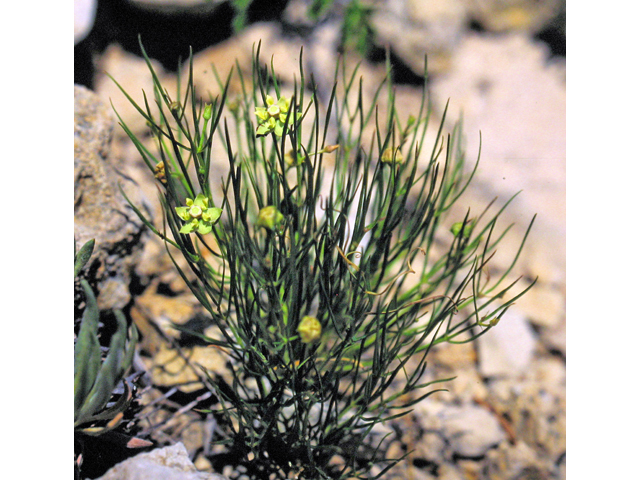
left=75, top=1, right=565, bottom=479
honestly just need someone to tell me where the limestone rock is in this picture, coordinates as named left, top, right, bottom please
left=407, top=402, right=448, bottom=465
left=143, top=344, right=227, bottom=393
left=75, top=0, right=97, bottom=44
left=371, top=0, right=468, bottom=76
left=477, top=309, right=537, bottom=377
left=124, top=0, right=226, bottom=14
left=514, top=281, right=565, bottom=328
left=540, top=318, right=566, bottom=357
left=488, top=378, right=566, bottom=462
left=74, top=85, right=150, bottom=311
left=95, top=442, right=229, bottom=480
left=369, top=0, right=563, bottom=77
left=430, top=32, right=565, bottom=286
left=95, top=43, right=175, bottom=137
left=483, top=441, right=557, bottom=480
left=185, top=22, right=304, bottom=101
left=469, top=0, right=564, bottom=34
left=413, top=400, right=506, bottom=460
left=439, top=403, right=507, bottom=458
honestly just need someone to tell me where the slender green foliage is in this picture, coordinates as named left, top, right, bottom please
left=113, top=39, right=535, bottom=480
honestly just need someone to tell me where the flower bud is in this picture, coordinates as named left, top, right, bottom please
left=154, top=161, right=166, bottom=184
left=203, top=103, right=212, bottom=120
left=322, top=144, right=340, bottom=154
left=169, top=101, right=181, bottom=114
left=450, top=220, right=473, bottom=238
left=381, top=147, right=403, bottom=164
left=228, top=97, right=241, bottom=115
left=284, top=150, right=297, bottom=167
left=298, top=316, right=321, bottom=344
left=257, top=206, right=284, bottom=231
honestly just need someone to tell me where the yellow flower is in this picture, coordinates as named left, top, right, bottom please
left=175, top=194, right=222, bottom=235
left=298, top=316, right=322, bottom=344
left=154, top=161, right=166, bottom=184
left=450, top=219, right=474, bottom=238
left=256, top=206, right=284, bottom=231
left=381, top=147, right=404, bottom=164
left=255, top=95, right=299, bottom=137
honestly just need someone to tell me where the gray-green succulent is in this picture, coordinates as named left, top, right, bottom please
left=74, top=240, right=138, bottom=436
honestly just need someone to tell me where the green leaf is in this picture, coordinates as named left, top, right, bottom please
left=75, top=310, right=134, bottom=427
left=74, top=280, right=102, bottom=420
left=74, top=239, right=95, bottom=277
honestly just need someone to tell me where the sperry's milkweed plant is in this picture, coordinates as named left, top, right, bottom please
left=111, top=39, right=536, bottom=480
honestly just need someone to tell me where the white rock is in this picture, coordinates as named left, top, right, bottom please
left=513, top=281, right=565, bottom=328
left=371, top=0, right=468, bottom=75
left=439, top=404, right=506, bottom=458
left=125, top=0, right=225, bottom=13
left=484, top=440, right=554, bottom=479
left=95, top=43, right=173, bottom=136
left=431, top=32, right=566, bottom=286
left=477, top=309, right=537, bottom=377
left=468, top=0, right=563, bottom=34
left=95, top=443, right=228, bottom=480
left=74, top=0, right=97, bottom=44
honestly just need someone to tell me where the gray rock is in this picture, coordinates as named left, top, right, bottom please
left=74, top=85, right=150, bottom=311
left=540, top=318, right=566, bottom=358
left=369, top=0, right=563, bottom=77
left=439, top=403, right=507, bottom=458
left=95, top=443, right=229, bottom=480
left=488, top=378, right=566, bottom=463
left=483, top=441, right=556, bottom=480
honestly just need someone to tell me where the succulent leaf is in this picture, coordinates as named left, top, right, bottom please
left=75, top=309, right=137, bottom=428
left=74, top=280, right=102, bottom=418
left=74, top=239, right=95, bottom=277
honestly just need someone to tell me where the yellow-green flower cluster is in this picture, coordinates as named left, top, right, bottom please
left=297, top=316, right=322, bottom=344
left=256, top=205, right=284, bottom=231
left=381, top=147, right=404, bottom=165
left=175, top=194, right=222, bottom=235
left=450, top=219, right=474, bottom=238
left=255, top=95, right=300, bottom=137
